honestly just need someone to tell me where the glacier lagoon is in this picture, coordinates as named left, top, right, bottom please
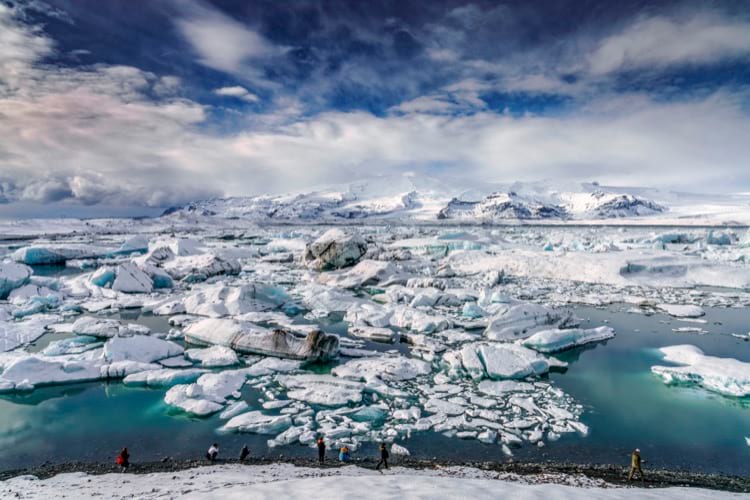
left=1, top=222, right=750, bottom=475
left=0, top=304, right=748, bottom=474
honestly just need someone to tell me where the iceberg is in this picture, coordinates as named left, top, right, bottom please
left=450, top=343, right=554, bottom=380
left=0, top=354, right=102, bottom=391
left=221, top=411, right=293, bottom=434
left=0, top=314, right=60, bottom=352
left=321, top=260, right=399, bottom=289
left=484, top=303, right=574, bottom=341
left=522, top=326, right=615, bottom=353
left=164, top=370, right=248, bottom=416
left=304, top=229, right=367, bottom=270
left=102, top=335, right=183, bottom=364
left=71, top=316, right=149, bottom=338
left=123, top=368, right=206, bottom=387
left=651, top=345, right=750, bottom=397
left=184, top=318, right=339, bottom=362
left=277, top=374, right=364, bottom=406
left=181, top=283, right=285, bottom=318
left=656, top=304, right=705, bottom=318
left=185, top=345, right=240, bottom=367
left=332, top=355, right=431, bottom=383
left=0, top=262, right=32, bottom=300
left=11, top=245, right=110, bottom=265
left=112, top=262, right=153, bottom=294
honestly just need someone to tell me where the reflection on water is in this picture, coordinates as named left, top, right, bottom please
left=0, top=305, right=748, bottom=474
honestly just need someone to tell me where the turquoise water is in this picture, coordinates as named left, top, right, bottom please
left=0, top=306, right=749, bottom=473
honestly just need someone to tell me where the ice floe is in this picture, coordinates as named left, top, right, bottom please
left=651, top=345, right=750, bottom=397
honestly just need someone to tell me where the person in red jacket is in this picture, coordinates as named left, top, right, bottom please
left=116, top=447, right=130, bottom=472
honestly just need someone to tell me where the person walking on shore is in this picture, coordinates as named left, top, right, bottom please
left=375, top=443, right=389, bottom=472
left=206, top=443, right=219, bottom=463
left=317, top=437, right=326, bottom=465
left=628, top=448, right=645, bottom=481
left=116, top=447, right=130, bottom=473
left=239, top=444, right=250, bottom=462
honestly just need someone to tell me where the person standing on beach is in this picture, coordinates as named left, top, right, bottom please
left=375, top=443, right=389, bottom=471
left=317, top=437, right=326, bottom=465
left=116, top=447, right=130, bottom=473
left=206, top=443, right=219, bottom=463
left=239, top=444, right=250, bottom=462
left=628, top=448, right=645, bottom=481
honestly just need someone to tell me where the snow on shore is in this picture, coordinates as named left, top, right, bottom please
left=0, top=464, right=741, bottom=500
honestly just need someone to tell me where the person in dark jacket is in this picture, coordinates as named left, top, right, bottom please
left=628, top=448, right=645, bottom=481
left=239, top=444, right=250, bottom=462
left=376, top=443, right=389, bottom=471
left=317, top=437, right=326, bottom=465
left=206, top=443, right=219, bottom=462
left=116, top=447, right=130, bottom=472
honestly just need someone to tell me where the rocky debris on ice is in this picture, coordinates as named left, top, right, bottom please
left=276, top=374, right=365, bottom=406
left=657, top=304, right=706, bottom=318
left=71, top=316, right=150, bottom=338
left=184, top=318, right=339, bottom=362
left=522, top=326, right=615, bottom=353
left=651, top=345, right=750, bottom=397
left=304, top=229, right=367, bottom=270
left=185, top=345, right=240, bottom=367
left=164, top=370, right=248, bottom=416
left=0, top=314, right=60, bottom=352
left=445, top=343, right=557, bottom=380
left=0, top=262, right=32, bottom=299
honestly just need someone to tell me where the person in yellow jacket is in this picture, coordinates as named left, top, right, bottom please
left=628, top=448, right=645, bottom=481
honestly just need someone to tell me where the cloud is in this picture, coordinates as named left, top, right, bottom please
left=588, top=13, right=750, bottom=74
left=174, top=0, right=282, bottom=86
left=214, top=86, right=259, bottom=102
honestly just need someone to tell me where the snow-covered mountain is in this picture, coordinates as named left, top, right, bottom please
left=162, top=177, right=668, bottom=223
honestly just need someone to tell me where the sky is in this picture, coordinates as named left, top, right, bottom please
left=1, top=0, right=750, bottom=217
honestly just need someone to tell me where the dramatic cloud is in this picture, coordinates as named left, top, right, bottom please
left=589, top=14, right=750, bottom=74
left=0, top=1, right=749, bottom=216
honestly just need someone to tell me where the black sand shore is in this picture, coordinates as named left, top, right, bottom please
left=1, top=457, right=748, bottom=493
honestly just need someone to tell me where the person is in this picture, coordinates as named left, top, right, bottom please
left=339, top=446, right=350, bottom=462
left=317, top=437, right=326, bottom=465
left=375, top=443, right=389, bottom=471
left=239, top=444, right=250, bottom=462
left=628, top=448, right=645, bottom=481
left=206, top=443, right=219, bottom=462
left=116, top=447, right=130, bottom=472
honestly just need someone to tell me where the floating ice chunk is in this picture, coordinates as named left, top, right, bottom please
left=185, top=345, right=240, bottom=367
left=390, top=306, right=451, bottom=333
left=462, top=302, right=485, bottom=319
left=277, top=374, right=364, bottom=406
left=184, top=318, right=339, bottom=362
left=90, top=266, right=116, bottom=288
left=117, top=235, right=150, bottom=254
left=221, top=411, right=293, bottom=434
left=707, top=231, right=734, bottom=246
left=219, top=401, right=249, bottom=420
left=11, top=245, right=109, bottom=265
left=182, top=283, right=284, bottom=318
left=148, top=237, right=203, bottom=257
left=651, top=344, right=750, bottom=397
left=42, top=336, right=102, bottom=356
left=390, top=443, right=410, bottom=456
left=103, top=335, right=183, bottom=363
left=0, top=354, right=102, bottom=391
left=349, top=325, right=397, bottom=343
left=453, top=343, right=553, bottom=380
left=425, top=398, right=465, bottom=416
left=304, top=229, right=367, bottom=270
left=71, top=316, right=149, bottom=338
left=484, top=303, right=576, bottom=342
left=164, top=370, right=248, bottom=416
left=243, top=357, right=302, bottom=377
left=162, top=254, right=240, bottom=281
left=0, top=262, right=31, bottom=300
left=123, top=368, right=206, bottom=387
left=112, top=262, right=153, bottom=294
left=0, top=314, right=60, bottom=352
left=321, top=260, right=399, bottom=289
left=522, top=326, right=615, bottom=353
left=332, top=355, right=431, bottom=383
left=657, top=304, right=705, bottom=318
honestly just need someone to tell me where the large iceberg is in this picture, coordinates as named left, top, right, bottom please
left=304, top=229, right=367, bottom=270
left=0, top=262, right=32, bottom=300
left=184, top=318, right=339, bottom=362
left=651, top=345, right=750, bottom=397
left=522, top=326, right=615, bottom=353
left=446, top=343, right=556, bottom=380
